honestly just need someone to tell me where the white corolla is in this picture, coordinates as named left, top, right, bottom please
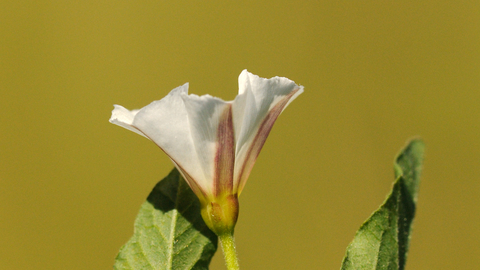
left=110, top=70, right=303, bottom=234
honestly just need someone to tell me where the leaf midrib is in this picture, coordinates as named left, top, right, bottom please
left=166, top=177, right=180, bottom=270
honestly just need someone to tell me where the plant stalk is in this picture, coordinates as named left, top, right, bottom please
left=219, top=232, right=240, bottom=270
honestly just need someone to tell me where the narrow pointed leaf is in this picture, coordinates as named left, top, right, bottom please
left=114, top=168, right=218, bottom=270
left=341, top=138, right=425, bottom=270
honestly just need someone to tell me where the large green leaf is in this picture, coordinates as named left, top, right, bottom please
left=341, top=139, right=425, bottom=270
left=114, top=168, right=218, bottom=270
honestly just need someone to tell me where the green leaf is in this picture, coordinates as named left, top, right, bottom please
left=114, top=168, right=218, bottom=270
left=341, top=138, right=425, bottom=270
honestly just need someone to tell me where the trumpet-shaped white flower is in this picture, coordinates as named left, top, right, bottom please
left=110, top=70, right=303, bottom=234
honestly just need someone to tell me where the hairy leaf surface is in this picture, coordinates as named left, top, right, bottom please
left=114, top=168, right=218, bottom=270
left=341, top=139, right=425, bottom=270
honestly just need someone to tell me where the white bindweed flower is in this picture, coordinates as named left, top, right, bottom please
left=110, top=70, right=303, bottom=234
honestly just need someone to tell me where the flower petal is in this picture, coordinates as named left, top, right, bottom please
left=109, top=105, right=147, bottom=138
left=111, top=84, right=208, bottom=199
left=182, top=94, right=235, bottom=198
left=232, top=70, right=303, bottom=194
left=110, top=71, right=303, bottom=202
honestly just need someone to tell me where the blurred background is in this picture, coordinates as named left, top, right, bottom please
left=1, top=1, right=479, bottom=269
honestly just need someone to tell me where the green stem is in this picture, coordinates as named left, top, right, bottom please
left=219, top=233, right=240, bottom=270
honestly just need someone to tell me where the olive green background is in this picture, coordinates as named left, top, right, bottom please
left=1, top=1, right=479, bottom=269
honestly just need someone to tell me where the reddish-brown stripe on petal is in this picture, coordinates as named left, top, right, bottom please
left=236, top=88, right=301, bottom=194
left=213, top=104, right=235, bottom=197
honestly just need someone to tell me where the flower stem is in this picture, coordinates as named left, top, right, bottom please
left=219, top=232, right=240, bottom=270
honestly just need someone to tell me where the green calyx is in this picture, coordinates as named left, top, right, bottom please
left=201, top=194, right=239, bottom=236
